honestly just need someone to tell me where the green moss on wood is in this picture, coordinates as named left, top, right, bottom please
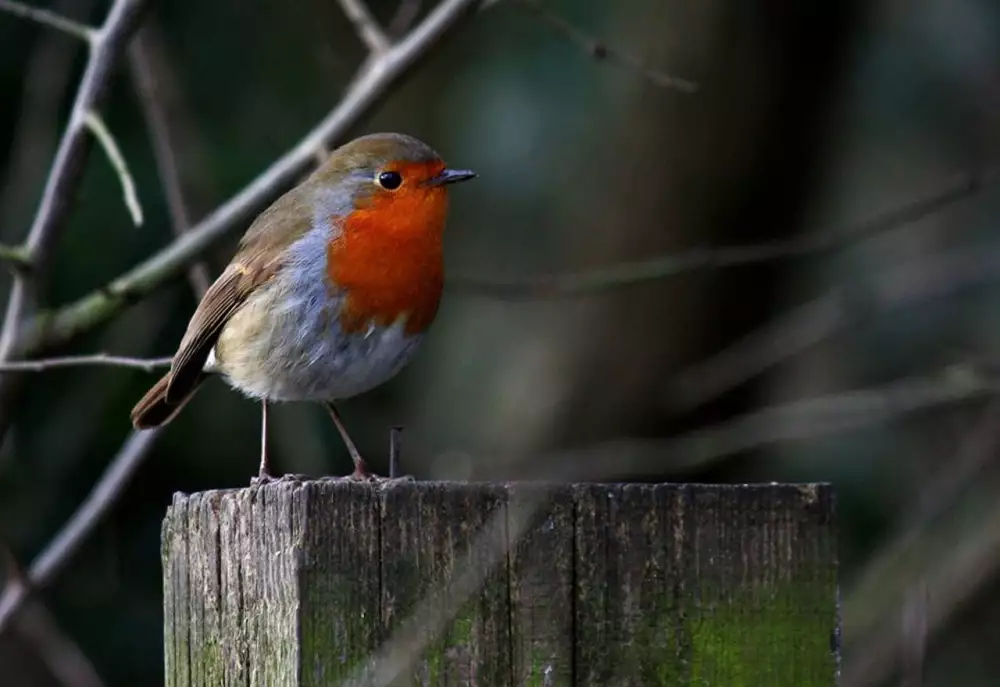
left=162, top=482, right=838, bottom=686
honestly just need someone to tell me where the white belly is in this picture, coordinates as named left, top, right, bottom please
left=211, top=288, right=424, bottom=402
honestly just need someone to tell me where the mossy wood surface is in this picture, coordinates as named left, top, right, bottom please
left=162, top=481, right=838, bottom=686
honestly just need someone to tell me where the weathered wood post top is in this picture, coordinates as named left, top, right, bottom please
left=163, top=480, right=838, bottom=686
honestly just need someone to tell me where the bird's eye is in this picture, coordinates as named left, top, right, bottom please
left=377, top=171, right=403, bottom=190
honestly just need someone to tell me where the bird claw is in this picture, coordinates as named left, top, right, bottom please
left=249, top=472, right=308, bottom=487
left=317, top=464, right=416, bottom=485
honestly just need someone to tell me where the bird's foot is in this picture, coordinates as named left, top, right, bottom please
left=317, top=457, right=415, bottom=485
left=249, top=471, right=308, bottom=487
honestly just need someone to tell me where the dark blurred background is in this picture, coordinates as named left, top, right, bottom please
left=1, top=0, right=1000, bottom=684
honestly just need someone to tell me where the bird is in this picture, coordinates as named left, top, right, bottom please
left=129, top=132, right=476, bottom=484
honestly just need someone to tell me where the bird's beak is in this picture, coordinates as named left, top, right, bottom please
left=423, top=168, right=477, bottom=187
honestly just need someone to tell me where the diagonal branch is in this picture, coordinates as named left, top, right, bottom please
left=127, top=22, right=213, bottom=295
left=0, top=428, right=161, bottom=635
left=337, top=0, right=391, bottom=54
left=0, top=0, right=95, bottom=42
left=447, top=169, right=994, bottom=299
left=0, top=0, right=148, bottom=400
left=0, top=244, right=31, bottom=272
left=518, top=0, right=697, bottom=92
left=666, top=239, right=1000, bottom=412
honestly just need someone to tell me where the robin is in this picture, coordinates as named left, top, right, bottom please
left=129, top=132, right=476, bottom=483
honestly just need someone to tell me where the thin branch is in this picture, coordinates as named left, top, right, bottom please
left=517, top=0, right=697, bottom=93
left=0, top=353, right=171, bottom=372
left=483, top=364, right=1000, bottom=481
left=337, top=0, right=391, bottom=54
left=387, top=0, right=421, bottom=39
left=666, top=233, right=1000, bottom=412
left=0, top=0, right=95, bottom=42
left=127, top=23, right=212, bottom=295
left=1, top=542, right=106, bottom=687
left=0, top=427, right=161, bottom=635
left=15, top=602, right=107, bottom=687
left=83, top=111, right=144, bottom=226
left=448, top=169, right=995, bottom=299
left=0, top=0, right=148, bottom=439
left=12, top=0, right=484, bottom=358
left=0, top=243, right=32, bottom=272
left=0, top=0, right=96, bottom=245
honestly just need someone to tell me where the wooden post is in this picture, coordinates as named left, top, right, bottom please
left=162, top=481, right=839, bottom=686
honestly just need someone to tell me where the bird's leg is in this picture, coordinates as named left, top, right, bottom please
left=250, top=401, right=306, bottom=486
left=250, top=400, right=274, bottom=485
left=323, top=401, right=378, bottom=479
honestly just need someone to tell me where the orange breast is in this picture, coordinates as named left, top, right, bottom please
left=326, top=165, right=448, bottom=335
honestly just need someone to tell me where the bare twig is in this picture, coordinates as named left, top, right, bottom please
left=842, top=402, right=1000, bottom=686
left=0, top=353, right=171, bottom=372
left=482, top=364, right=999, bottom=481
left=448, top=169, right=994, bottom=299
left=0, top=244, right=31, bottom=272
left=666, top=235, right=1000, bottom=412
left=15, top=602, right=107, bottom=687
left=337, top=0, right=391, bottom=54
left=83, top=111, right=144, bottom=226
left=0, top=0, right=148, bottom=441
left=1, top=542, right=106, bottom=687
left=388, top=0, right=422, bottom=39
left=11, top=0, right=484, bottom=359
left=842, top=479, right=1000, bottom=687
left=0, top=0, right=95, bottom=41
left=518, top=0, right=697, bottom=92
left=127, top=23, right=212, bottom=295
left=0, top=0, right=96, bottom=251
left=0, top=428, right=162, bottom=635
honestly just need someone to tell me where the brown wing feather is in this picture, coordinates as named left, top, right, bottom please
left=162, top=187, right=317, bottom=404
left=164, top=264, right=253, bottom=402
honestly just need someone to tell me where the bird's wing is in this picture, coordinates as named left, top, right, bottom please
left=164, top=188, right=316, bottom=403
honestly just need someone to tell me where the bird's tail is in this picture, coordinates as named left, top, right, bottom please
left=130, top=371, right=208, bottom=429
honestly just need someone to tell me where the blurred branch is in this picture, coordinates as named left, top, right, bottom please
left=843, top=482, right=1000, bottom=686
left=10, top=0, right=485, bottom=359
left=1, top=543, right=106, bottom=687
left=0, top=0, right=96, bottom=249
left=486, top=364, right=999, bottom=481
left=517, top=0, right=697, bottom=92
left=337, top=0, right=391, bottom=54
left=448, top=169, right=993, bottom=299
left=0, top=0, right=94, bottom=41
left=388, top=0, right=421, bottom=38
left=82, top=111, right=143, bottom=226
left=0, top=353, right=171, bottom=372
left=127, top=22, right=213, bottom=295
left=843, top=401, right=1000, bottom=686
left=14, top=603, right=107, bottom=687
left=352, top=491, right=543, bottom=684
left=0, top=0, right=148, bottom=442
left=0, top=428, right=162, bottom=636
left=0, top=244, right=31, bottom=272
left=667, top=233, right=1000, bottom=412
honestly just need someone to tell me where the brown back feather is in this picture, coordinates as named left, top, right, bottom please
left=146, top=188, right=314, bottom=412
